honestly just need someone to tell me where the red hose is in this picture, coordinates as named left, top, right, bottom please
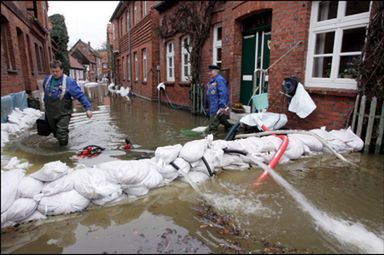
left=252, top=123, right=289, bottom=185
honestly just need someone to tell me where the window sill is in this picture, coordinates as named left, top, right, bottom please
left=141, top=81, right=147, bottom=85
left=179, top=81, right=191, bottom=87
left=164, top=81, right=175, bottom=87
left=306, top=87, right=357, bottom=98
left=7, top=69, right=18, bottom=74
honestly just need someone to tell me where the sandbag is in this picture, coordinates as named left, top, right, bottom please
left=72, top=168, right=122, bottom=200
left=17, top=176, right=44, bottom=198
left=41, top=173, right=74, bottom=196
left=98, top=159, right=151, bottom=185
left=288, top=133, right=323, bottom=152
left=3, top=157, right=30, bottom=170
left=155, top=144, right=182, bottom=164
left=122, top=184, right=149, bottom=197
left=38, top=189, right=90, bottom=216
left=3, top=198, right=37, bottom=224
left=1, top=169, right=26, bottom=213
left=30, top=161, right=70, bottom=182
left=179, top=139, right=208, bottom=162
left=21, top=210, right=47, bottom=223
left=283, top=137, right=305, bottom=160
left=183, top=171, right=209, bottom=184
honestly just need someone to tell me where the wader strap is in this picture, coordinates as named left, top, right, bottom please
left=60, top=75, right=67, bottom=100
left=44, top=75, right=52, bottom=95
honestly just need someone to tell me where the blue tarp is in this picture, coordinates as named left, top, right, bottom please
left=1, top=91, right=28, bottom=123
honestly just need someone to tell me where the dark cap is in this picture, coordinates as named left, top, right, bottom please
left=208, top=64, right=220, bottom=70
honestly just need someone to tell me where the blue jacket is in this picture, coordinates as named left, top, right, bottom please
left=206, top=74, right=229, bottom=117
left=43, top=75, right=91, bottom=111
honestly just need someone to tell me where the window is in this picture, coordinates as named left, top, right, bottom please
left=142, top=1, right=147, bottom=17
left=166, top=42, right=175, bottom=81
left=127, top=8, right=131, bottom=31
left=122, top=56, right=125, bottom=80
left=305, top=1, right=371, bottom=90
left=112, top=23, right=115, bottom=40
left=181, top=35, right=191, bottom=82
left=127, top=54, right=131, bottom=81
left=142, top=48, right=147, bottom=82
left=35, top=43, right=43, bottom=72
left=134, top=52, right=138, bottom=81
left=134, top=2, right=138, bottom=25
left=213, top=24, right=222, bottom=68
left=1, top=18, right=15, bottom=70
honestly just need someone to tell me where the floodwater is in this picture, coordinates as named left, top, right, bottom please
left=1, top=84, right=384, bottom=254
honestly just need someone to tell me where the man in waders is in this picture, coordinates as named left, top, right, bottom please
left=43, top=60, right=93, bottom=146
left=205, top=64, right=232, bottom=136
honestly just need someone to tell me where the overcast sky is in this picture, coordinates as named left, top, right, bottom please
left=48, top=1, right=119, bottom=50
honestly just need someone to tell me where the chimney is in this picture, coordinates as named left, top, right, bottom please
left=88, top=41, right=91, bottom=47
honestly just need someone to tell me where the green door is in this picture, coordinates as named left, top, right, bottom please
left=240, top=31, right=271, bottom=105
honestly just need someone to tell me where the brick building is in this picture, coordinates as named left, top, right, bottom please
left=96, top=50, right=110, bottom=80
left=108, top=1, right=374, bottom=130
left=1, top=1, right=55, bottom=98
left=153, top=1, right=373, bottom=130
left=69, top=39, right=101, bottom=82
left=109, top=1, right=160, bottom=100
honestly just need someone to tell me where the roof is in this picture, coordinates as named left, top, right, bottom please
left=69, top=55, right=84, bottom=69
left=69, top=39, right=99, bottom=63
left=109, top=1, right=124, bottom=22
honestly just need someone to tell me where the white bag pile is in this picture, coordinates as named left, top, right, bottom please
left=1, top=126, right=364, bottom=228
left=1, top=107, right=43, bottom=148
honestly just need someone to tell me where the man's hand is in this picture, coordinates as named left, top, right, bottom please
left=86, top=110, right=93, bottom=119
left=217, top=107, right=230, bottom=116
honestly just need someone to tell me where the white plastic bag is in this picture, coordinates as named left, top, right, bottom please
left=17, top=176, right=44, bottom=198
left=155, top=144, right=182, bottom=164
left=179, top=139, right=208, bottom=162
left=3, top=198, right=37, bottom=224
left=41, top=173, right=74, bottom=196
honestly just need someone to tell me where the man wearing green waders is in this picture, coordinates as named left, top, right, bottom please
left=43, top=60, right=93, bottom=146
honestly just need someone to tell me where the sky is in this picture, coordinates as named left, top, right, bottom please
left=48, top=1, right=119, bottom=50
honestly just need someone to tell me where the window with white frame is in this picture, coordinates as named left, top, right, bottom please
left=127, top=54, right=131, bottom=81
left=134, top=2, right=138, bottom=25
left=305, top=1, right=371, bottom=90
left=142, top=1, right=147, bottom=17
left=134, top=52, right=138, bottom=81
left=166, top=42, right=175, bottom=81
left=181, top=35, right=191, bottom=82
left=142, top=48, right=147, bottom=82
left=212, top=24, right=222, bottom=68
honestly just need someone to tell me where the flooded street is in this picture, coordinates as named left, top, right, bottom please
left=1, top=85, right=383, bottom=254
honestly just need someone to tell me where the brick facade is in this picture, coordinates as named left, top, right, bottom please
left=69, top=40, right=101, bottom=82
left=1, top=1, right=54, bottom=97
left=109, top=1, right=160, bottom=100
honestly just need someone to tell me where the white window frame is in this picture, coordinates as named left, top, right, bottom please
left=166, top=42, right=175, bottom=81
left=212, top=24, right=222, bottom=67
left=142, top=1, right=147, bottom=17
left=181, top=35, right=191, bottom=82
left=142, top=48, right=147, bottom=82
left=134, top=52, right=138, bottom=81
left=127, top=54, right=131, bottom=81
left=305, top=1, right=371, bottom=90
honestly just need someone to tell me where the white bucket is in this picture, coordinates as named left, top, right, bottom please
left=243, top=105, right=251, bottom=113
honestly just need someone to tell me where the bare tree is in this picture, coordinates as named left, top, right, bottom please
left=158, top=1, right=218, bottom=85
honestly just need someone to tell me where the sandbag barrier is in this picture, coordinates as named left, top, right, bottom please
left=1, top=124, right=364, bottom=229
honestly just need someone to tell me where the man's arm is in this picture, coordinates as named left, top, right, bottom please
left=217, top=79, right=229, bottom=109
left=67, top=79, right=92, bottom=118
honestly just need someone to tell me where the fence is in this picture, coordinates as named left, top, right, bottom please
left=351, top=95, right=384, bottom=154
left=190, top=83, right=205, bottom=115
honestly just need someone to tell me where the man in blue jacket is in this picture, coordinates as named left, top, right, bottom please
left=205, top=64, right=232, bottom=135
left=43, top=60, right=93, bottom=146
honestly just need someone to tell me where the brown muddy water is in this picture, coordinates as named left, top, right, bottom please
left=1, top=84, right=384, bottom=254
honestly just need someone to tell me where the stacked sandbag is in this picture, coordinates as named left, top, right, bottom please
left=1, top=127, right=364, bottom=229
left=1, top=107, right=43, bottom=148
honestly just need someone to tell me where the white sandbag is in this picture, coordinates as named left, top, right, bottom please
left=310, top=128, right=335, bottom=141
left=288, top=133, right=323, bottom=152
left=141, top=167, right=164, bottom=189
left=179, top=138, right=208, bottom=162
left=283, top=137, right=305, bottom=160
left=183, top=171, right=209, bottom=184
left=72, top=168, right=122, bottom=200
left=330, top=127, right=364, bottom=152
left=21, top=210, right=47, bottom=223
left=22, top=108, right=43, bottom=118
left=1, top=169, right=26, bottom=213
left=345, top=128, right=364, bottom=151
left=3, top=157, right=30, bottom=170
left=221, top=154, right=249, bottom=170
left=240, top=112, right=288, bottom=130
left=1, top=123, right=21, bottom=134
left=155, top=144, right=182, bottom=164
left=3, top=198, right=37, bottom=224
left=98, top=159, right=151, bottom=185
left=41, top=173, right=74, bottom=196
left=17, top=176, right=43, bottom=198
left=158, top=157, right=191, bottom=181
left=191, top=147, right=224, bottom=174
left=1, top=130, right=9, bottom=147
left=122, top=184, right=149, bottom=197
left=92, top=189, right=123, bottom=206
left=30, top=161, right=70, bottom=182
left=38, top=189, right=90, bottom=216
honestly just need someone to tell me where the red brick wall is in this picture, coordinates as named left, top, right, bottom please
left=1, top=1, right=51, bottom=97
